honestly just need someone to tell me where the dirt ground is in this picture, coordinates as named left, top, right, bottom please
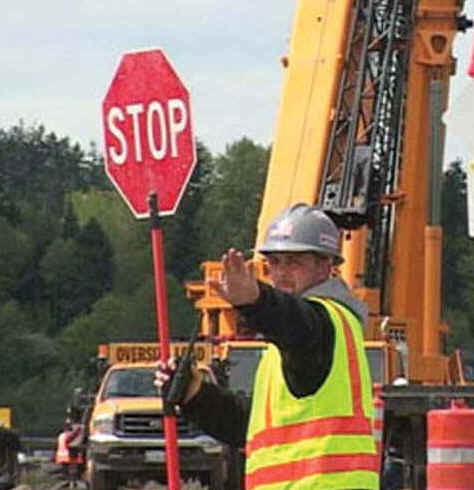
left=15, top=466, right=208, bottom=490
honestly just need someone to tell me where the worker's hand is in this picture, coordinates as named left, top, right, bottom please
left=154, top=358, right=203, bottom=405
left=207, top=248, right=260, bottom=306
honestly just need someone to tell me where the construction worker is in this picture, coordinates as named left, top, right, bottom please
left=156, top=203, right=379, bottom=489
left=54, top=418, right=84, bottom=480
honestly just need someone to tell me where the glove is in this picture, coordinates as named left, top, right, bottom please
left=165, top=354, right=195, bottom=406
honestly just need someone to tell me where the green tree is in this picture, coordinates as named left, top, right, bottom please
left=0, top=301, right=58, bottom=391
left=40, top=219, right=113, bottom=334
left=71, top=189, right=150, bottom=293
left=0, top=217, right=32, bottom=303
left=0, top=121, right=276, bottom=434
left=59, top=274, right=195, bottom=370
left=197, top=138, right=270, bottom=260
left=10, top=368, right=87, bottom=435
left=62, top=199, right=80, bottom=239
left=0, top=124, right=84, bottom=224
left=39, top=237, right=78, bottom=333
left=0, top=123, right=112, bottom=324
left=442, top=159, right=474, bottom=348
left=442, top=159, right=469, bottom=311
left=75, top=217, right=114, bottom=295
left=164, top=140, right=215, bottom=280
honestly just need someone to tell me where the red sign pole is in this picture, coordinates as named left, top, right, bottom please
left=149, top=192, right=181, bottom=490
left=102, top=49, right=195, bottom=489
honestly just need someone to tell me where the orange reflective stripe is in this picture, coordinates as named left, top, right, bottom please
left=330, top=301, right=363, bottom=416
left=264, top=374, right=273, bottom=429
left=246, top=453, right=379, bottom=489
left=247, top=300, right=371, bottom=457
left=245, top=299, right=377, bottom=489
left=246, top=415, right=372, bottom=453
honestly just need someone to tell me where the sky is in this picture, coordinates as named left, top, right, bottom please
left=1, top=0, right=473, bottom=165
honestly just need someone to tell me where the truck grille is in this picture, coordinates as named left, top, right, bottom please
left=116, top=412, right=191, bottom=437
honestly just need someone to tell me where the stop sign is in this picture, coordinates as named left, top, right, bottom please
left=102, top=49, right=196, bottom=218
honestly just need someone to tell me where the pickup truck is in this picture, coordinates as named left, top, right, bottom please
left=85, top=343, right=231, bottom=490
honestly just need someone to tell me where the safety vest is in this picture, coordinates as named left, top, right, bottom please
left=55, top=430, right=84, bottom=464
left=245, top=298, right=379, bottom=490
left=68, top=423, right=84, bottom=448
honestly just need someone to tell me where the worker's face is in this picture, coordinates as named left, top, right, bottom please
left=266, top=252, right=331, bottom=295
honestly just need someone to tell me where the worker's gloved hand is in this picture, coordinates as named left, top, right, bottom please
left=165, top=355, right=193, bottom=405
left=155, top=357, right=202, bottom=406
left=155, top=357, right=178, bottom=400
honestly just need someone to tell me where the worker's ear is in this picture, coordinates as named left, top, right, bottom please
left=315, top=254, right=332, bottom=273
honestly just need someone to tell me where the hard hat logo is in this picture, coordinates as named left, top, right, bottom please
left=320, top=232, right=338, bottom=249
left=258, top=203, right=344, bottom=265
left=268, top=220, right=294, bottom=239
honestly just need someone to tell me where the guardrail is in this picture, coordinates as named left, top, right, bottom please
left=20, top=436, right=56, bottom=463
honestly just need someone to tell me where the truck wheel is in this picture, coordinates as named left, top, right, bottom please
left=89, top=462, right=118, bottom=490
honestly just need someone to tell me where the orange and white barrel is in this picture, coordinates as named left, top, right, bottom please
left=427, top=399, right=474, bottom=489
left=372, top=383, right=384, bottom=470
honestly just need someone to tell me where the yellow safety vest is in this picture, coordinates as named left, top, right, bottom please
left=245, top=298, right=379, bottom=490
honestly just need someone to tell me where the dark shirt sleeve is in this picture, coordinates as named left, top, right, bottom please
left=182, top=380, right=250, bottom=448
left=237, top=282, right=335, bottom=397
left=182, top=281, right=335, bottom=447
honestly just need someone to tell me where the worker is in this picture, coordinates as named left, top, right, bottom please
left=54, top=418, right=85, bottom=480
left=156, top=203, right=379, bottom=489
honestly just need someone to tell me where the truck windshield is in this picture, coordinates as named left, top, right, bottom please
left=102, top=367, right=158, bottom=399
left=226, top=347, right=265, bottom=398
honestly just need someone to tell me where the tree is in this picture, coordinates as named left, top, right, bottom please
left=40, top=219, right=113, bottom=334
left=59, top=274, right=195, bottom=370
left=75, top=217, right=114, bottom=297
left=0, top=124, right=84, bottom=223
left=0, top=217, right=32, bottom=303
left=0, top=123, right=114, bottom=325
left=62, top=199, right=80, bottom=239
left=442, top=159, right=474, bottom=348
left=442, top=159, right=470, bottom=311
left=197, top=138, right=270, bottom=260
left=71, top=189, right=151, bottom=294
left=0, top=301, right=58, bottom=390
left=164, top=140, right=215, bottom=280
left=39, top=237, right=78, bottom=333
left=0, top=122, right=275, bottom=435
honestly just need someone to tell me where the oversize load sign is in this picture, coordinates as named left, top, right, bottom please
left=108, top=342, right=212, bottom=365
left=102, top=49, right=196, bottom=218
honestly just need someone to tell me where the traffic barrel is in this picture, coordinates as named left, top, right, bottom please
left=373, top=383, right=384, bottom=471
left=427, top=399, right=474, bottom=489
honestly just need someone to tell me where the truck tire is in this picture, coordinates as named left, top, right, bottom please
left=89, top=462, right=118, bottom=490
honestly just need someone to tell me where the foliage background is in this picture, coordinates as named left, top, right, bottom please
left=0, top=123, right=472, bottom=435
left=0, top=125, right=269, bottom=434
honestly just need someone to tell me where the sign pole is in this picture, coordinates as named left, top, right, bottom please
left=102, top=49, right=195, bottom=489
left=148, top=192, right=181, bottom=490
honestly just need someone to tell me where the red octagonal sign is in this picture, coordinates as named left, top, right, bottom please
left=102, top=49, right=196, bottom=218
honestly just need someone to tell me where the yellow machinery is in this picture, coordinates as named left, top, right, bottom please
left=256, top=0, right=460, bottom=383
left=0, top=406, right=20, bottom=487
left=186, top=1, right=474, bottom=488
left=0, top=408, right=11, bottom=429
